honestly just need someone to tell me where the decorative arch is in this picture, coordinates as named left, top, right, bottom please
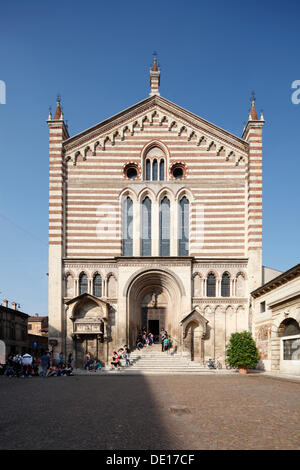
left=192, top=272, right=202, bottom=297
left=140, top=140, right=170, bottom=181
left=106, top=273, right=117, bottom=298
left=206, top=272, right=217, bottom=297
left=125, top=268, right=185, bottom=348
left=205, top=269, right=220, bottom=280
left=92, top=272, right=102, bottom=298
left=221, top=271, right=231, bottom=297
left=64, top=272, right=75, bottom=298
left=138, top=187, right=156, bottom=203
left=204, top=305, right=212, bottom=316
left=123, top=267, right=186, bottom=298
left=157, top=187, right=175, bottom=204
left=78, top=272, right=88, bottom=295
left=119, top=187, right=138, bottom=203
left=175, top=187, right=194, bottom=203
left=278, top=318, right=300, bottom=337
left=236, top=272, right=246, bottom=297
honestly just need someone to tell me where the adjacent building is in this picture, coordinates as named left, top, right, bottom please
left=252, top=263, right=300, bottom=375
left=47, top=59, right=264, bottom=367
left=28, top=315, right=48, bottom=336
left=0, top=301, right=48, bottom=359
left=0, top=301, right=28, bottom=357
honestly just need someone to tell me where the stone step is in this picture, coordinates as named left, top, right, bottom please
left=105, top=347, right=212, bottom=375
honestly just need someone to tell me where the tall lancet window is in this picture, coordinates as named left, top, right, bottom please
left=221, top=273, right=230, bottom=297
left=79, top=273, right=88, bottom=295
left=145, top=159, right=151, bottom=181
left=207, top=273, right=216, bottom=297
left=178, top=197, right=189, bottom=256
left=93, top=274, right=102, bottom=297
left=122, top=196, right=133, bottom=256
left=141, top=197, right=152, bottom=256
left=159, top=160, right=165, bottom=181
left=160, top=197, right=170, bottom=256
left=152, top=159, right=158, bottom=181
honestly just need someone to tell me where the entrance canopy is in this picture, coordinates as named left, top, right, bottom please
left=180, top=308, right=209, bottom=339
left=66, top=293, right=110, bottom=338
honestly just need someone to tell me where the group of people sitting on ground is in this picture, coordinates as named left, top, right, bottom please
left=136, top=328, right=154, bottom=350
left=135, top=327, right=172, bottom=352
left=1, top=351, right=74, bottom=377
left=110, top=345, right=131, bottom=370
left=83, top=353, right=102, bottom=372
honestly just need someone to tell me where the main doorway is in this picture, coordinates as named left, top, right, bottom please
left=148, top=319, right=159, bottom=337
left=142, top=306, right=166, bottom=342
left=126, top=269, right=184, bottom=349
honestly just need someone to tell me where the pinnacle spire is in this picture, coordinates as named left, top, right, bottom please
left=249, top=91, right=258, bottom=121
left=149, top=52, right=160, bottom=96
left=54, top=93, right=63, bottom=120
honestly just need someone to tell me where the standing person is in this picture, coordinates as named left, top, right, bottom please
left=32, top=356, right=40, bottom=376
left=40, top=352, right=50, bottom=376
left=163, top=335, right=170, bottom=353
left=13, top=353, right=22, bottom=377
left=67, top=353, right=73, bottom=369
left=6, top=354, right=14, bottom=377
left=84, top=352, right=90, bottom=370
left=58, top=352, right=64, bottom=367
left=21, top=353, right=33, bottom=376
left=46, top=350, right=52, bottom=367
left=161, top=328, right=166, bottom=352
left=123, top=345, right=130, bottom=367
left=142, top=331, right=147, bottom=346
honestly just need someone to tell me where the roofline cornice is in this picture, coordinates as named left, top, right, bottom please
left=251, top=263, right=300, bottom=298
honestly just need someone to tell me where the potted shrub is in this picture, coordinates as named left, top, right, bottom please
left=226, top=331, right=260, bottom=374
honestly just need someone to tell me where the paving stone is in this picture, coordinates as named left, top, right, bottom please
left=0, top=375, right=299, bottom=450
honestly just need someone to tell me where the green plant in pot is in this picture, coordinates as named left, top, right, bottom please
left=226, top=331, right=260, bottom=374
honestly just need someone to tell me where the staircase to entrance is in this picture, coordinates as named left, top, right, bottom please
left=108, top=343, right=211, bottom=375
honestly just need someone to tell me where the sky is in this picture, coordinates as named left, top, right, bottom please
left=0, top=0, right=299, bottom=316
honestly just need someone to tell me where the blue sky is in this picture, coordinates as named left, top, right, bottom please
left=0, top=0, right=299, bottom=315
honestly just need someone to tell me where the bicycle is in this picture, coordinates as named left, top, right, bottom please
left=207, top=358, right=222, bottom=369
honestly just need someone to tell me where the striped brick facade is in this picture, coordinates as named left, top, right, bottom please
left=48, top=68, right=264, bottom=366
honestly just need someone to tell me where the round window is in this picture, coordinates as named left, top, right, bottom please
left=126, top=167, right=138, bottom=179
left=172, top=166, right=184, bottom=179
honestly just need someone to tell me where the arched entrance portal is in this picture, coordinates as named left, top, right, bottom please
left=126, top=270, right=184, bottom=349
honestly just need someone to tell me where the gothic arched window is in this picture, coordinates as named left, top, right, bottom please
left=160, top=197, right=170, bottom=256
left=122, top=196, right=133, bottom=256
left=79, top=273, right=88, bottom=295
left=152, top=159, right=158, bottom=181
left=207, top=273, right=216, bottom=297
left=93, top=274, right=102, bottom=297
left=141, top=197, right=152, bottom=256
left=221, top=273, right=230, bottom=297
left=146, top=159, right=151, bottom=181
left=159, top=160, right=165, bottom=181
left=178, top=196, right=189, bottom=256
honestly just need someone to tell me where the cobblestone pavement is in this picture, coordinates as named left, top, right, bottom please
left=0, top=374, right=299, bottom=450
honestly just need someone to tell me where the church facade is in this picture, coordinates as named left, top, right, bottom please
left=47, top=59, right=264, bottom=367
